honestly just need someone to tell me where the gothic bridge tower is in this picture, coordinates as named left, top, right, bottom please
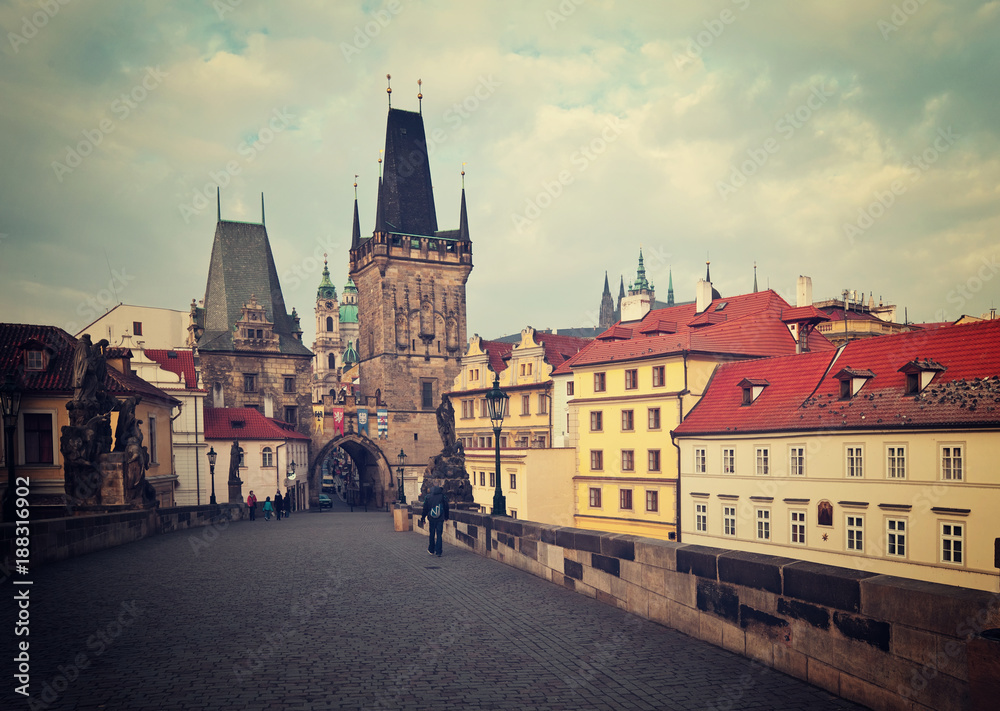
left=342, top=93, right=473, bottom=501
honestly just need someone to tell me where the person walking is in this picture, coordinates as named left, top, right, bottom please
left=274, top=490, right=283, bottom=521
left=284, top=491, right=292, bottom=519
left=246, top=490, right=257, bottom=521
left=263, top=496, right=274, bottom=521
left=419, top=485, right=449, bottom=557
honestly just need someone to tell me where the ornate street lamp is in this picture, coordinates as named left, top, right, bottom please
left=207, top=446, right=217, bottom=505
left=484, top=372, right=509, bottom=517
left=286, top=459, right=296, bottom=511
left=396, top=448, right=407, bottom=504
left=1, top=373, right=23, bottom=522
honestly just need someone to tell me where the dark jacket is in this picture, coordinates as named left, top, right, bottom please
left=422, top=486, right=449, bottom=521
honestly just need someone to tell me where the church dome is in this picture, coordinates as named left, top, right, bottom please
left=339, top=303, right=358, bottom=323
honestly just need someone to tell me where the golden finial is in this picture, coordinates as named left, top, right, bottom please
left=417, top=78, right=423, bottom=115
left=378, top=150, right=382, bottom=178
left=386, top=73, right=392, bottom=108
left=353, top=174, right=358, bottom=198
left=461, top=162, right=466, bottom=188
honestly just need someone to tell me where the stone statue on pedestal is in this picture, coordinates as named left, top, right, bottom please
left=419, top=396, right=473, bottom=502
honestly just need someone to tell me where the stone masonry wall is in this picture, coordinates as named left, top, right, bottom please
left=411, top=508, right=1000, bottom=711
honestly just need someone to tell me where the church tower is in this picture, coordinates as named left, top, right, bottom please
left=349, top=97, right=473, bottom=498
left=312, top=256, right=341, bottom=401
left=598, top=272, right=615, bottom=329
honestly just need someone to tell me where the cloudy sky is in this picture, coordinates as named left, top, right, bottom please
left=1, top=0, right=998, bottom=348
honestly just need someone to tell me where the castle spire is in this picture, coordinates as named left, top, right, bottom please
left=458, top=167, right=470, bottom=242
left=753, top=261, right=758, bottom=292
left=667, top=268, right=674, bottom=306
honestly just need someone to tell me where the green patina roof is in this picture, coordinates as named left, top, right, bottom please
left=339, top=303, right=358, bottom=323
left=343, top=340, right=358, bottom=365
left=317, top=260, right=337, bottom=300
left=343, top=277, right=358, bottom=293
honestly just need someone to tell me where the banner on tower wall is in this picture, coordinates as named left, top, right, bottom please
left=332, top=407, right=345, bottom=437
left=377, top=408, right=388, bottom=439
left=358, top=407, right=369, bottom=436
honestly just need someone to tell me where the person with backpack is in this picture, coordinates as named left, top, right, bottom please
left=263, top=496, right=274, bottom=521
left=419, top=485, right=449, bottom=557
left=274, top=490, right=283, bottom=521
left=246, top=490, right=257, bottom=521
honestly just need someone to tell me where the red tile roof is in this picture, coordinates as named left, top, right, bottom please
left=204, top=407, right=310, bottom=441
left=781, top=305, right=830, bottom=324
left=1, top=323, right=177, bottom=405
left=534, top=332, right=592, bottom=370
left=674, top=319, right=1000, bottom=435
left=145, top=349, right=199, bottom=389
left=570, top=290, right=833, bottom=368
left=481, top=339, right=513, bottom=373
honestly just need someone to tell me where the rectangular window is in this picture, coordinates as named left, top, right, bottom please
left=648, top=449, right=661, bottom=472
left=723, top=506, right=736, bottom=536
left=789, top=447, right=805, bottom=476
left=846, top=446, right=864, bottom=478
left=243, top=374, right=256, bottom=392
left=756, top=509, right=771, bottom=541
left=283, top=376, right=295, bottom=394
left=489, top=472, right=496, bottom=487
left=723, top=448, right=736, bottom=474
left=594, top=372, right=606, bottom=392
left=590, top=411, right=603, bottom=431
left=479, top=472, right=485, bottom=487
left=26, top=351, right=44, bottom=370
left=620, top=488, right=633, bottom=510
left=538, top=394, right=548, bottom=415
left=648, top=408, right=661, bottom=430
left=652, top=365, right=665, bottom=388
left=589, top=487, right=602, bottom=507
left=696, top=503, right=707, bottom=532
left=567, top=381, right=575, bottom=396
left=462, top=400, right=473, bottom=419
left=23, top=413, right=54, bottom=464
left=790, top=511, right=806, bottom=545
left=846, top=515, right=864, bottom=552
left=755, top=447, right=769, bottom=475
left=886, top=518, right=906, bottom=558
left=694, top=447, right=706, bottom=474
left=132, top=321, right=143, bottom=336
left=590, top=450, right=603, bottom=471
left=941, top=522, right=964, bottom=564
left=621, top=450, right=635, bottom=472
left=421, top=381, right=434, bottom=410
left=621, top=409, right=634, bottom=431
left=625, top=369, right=638, bottom=390
left=941, top=445, right=964, bottom=480
left=646, top=490, right=658, bottom=512
left=480, top=399, right=488, bottom=418
left=509, top=473, right=517, bottom=490
left=521, top=394, right=530, bottom=415
left=262, top=448, right=273, bottom=467
left=284, top=407, right=297, bottom=425
left=148, top=416, right=158, bottom=464
left=887, top=445, right=906, bottom=479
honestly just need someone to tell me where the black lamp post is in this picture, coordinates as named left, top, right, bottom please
left=207, top=446, right=217, bottom=505
left=396, top=448, right=407, bottom=504
left=484, top=372, right=509, bottom=517
left=286, top=459, right=296, bottom=511
left=1, top=374, right=23, bottom=523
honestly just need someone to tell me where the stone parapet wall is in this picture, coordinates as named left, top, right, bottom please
left=1, top=504, right=245, bottom=568
left=413, top=508, right=1000, bottom=711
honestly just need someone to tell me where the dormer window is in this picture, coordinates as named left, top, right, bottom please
left=834, top=368, right=875, bottom=399
left=25, top=350, right=45, bottom=371
left=898, top=358, right=946, bottom=395
left=738, top=378, right=769, bottom=405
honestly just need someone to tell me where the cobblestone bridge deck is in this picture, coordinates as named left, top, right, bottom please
left=3, top=511, right=865, bottom=710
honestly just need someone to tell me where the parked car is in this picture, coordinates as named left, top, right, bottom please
left=318, top=493, right=333, bottom=509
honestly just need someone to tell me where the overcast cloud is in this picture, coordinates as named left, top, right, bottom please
left=1, top=0, right=998, bottom=347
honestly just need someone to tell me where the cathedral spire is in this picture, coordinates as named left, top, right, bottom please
left=458, top=167, right=470, bottom=242
left=753, top=261, right=758, bottom=292
left=667, top=268, right=674, bottom=306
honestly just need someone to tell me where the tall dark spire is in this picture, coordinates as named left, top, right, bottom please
left=380, top=107, right=438, bottom=236
left=667, top=268, right=675, bottom=306
left=216, top=187, right=221, bottom=222
left=599, top=271, right=615, bottom=329
left=458, top=169, right=470, bottom=242
left=261, top=192, right=265, bottom=226
left=351, top=178, right=362, bottom=249
left=374, top=176, right=385, bottom=233
left=753, top=261, right=758, bottom=292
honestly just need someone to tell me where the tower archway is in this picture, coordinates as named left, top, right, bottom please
left=311, top=434, right=394, bottom=509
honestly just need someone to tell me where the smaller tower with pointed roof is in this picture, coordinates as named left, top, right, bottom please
left=313, top=256, right=342, bottom=401
left=598, top=272, right=615, bottom=329
left=621, top=249, right=656, bottom=322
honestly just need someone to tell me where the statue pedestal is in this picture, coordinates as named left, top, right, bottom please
left=98, top=452, right=127, bottom=505
left=228, top=480, right=244, bottom=505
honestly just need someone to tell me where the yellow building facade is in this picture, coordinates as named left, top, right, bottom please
left=674, top=319, right=1000, bottom=592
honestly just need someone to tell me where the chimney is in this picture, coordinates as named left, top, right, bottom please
left=621, top=292, right=653, bottom=322
left=796, top=276, right=813, bottom=307
left=696, top=279, right=713, bottom=313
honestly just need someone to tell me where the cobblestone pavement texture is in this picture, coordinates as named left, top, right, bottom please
left=2, top=512, right=867, bottom=710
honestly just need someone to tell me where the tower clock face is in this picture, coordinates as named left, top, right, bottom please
left=326, top=301, right=333, bottom=308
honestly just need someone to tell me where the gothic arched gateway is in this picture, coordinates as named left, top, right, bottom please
left=311, top=434, right=394, bottom=509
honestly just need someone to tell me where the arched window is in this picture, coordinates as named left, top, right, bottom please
left=262, top=447, right=273, bottom=467
left=328, top=353, right=336, bottom=369
left=326, top=316, right=334, bottom=331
